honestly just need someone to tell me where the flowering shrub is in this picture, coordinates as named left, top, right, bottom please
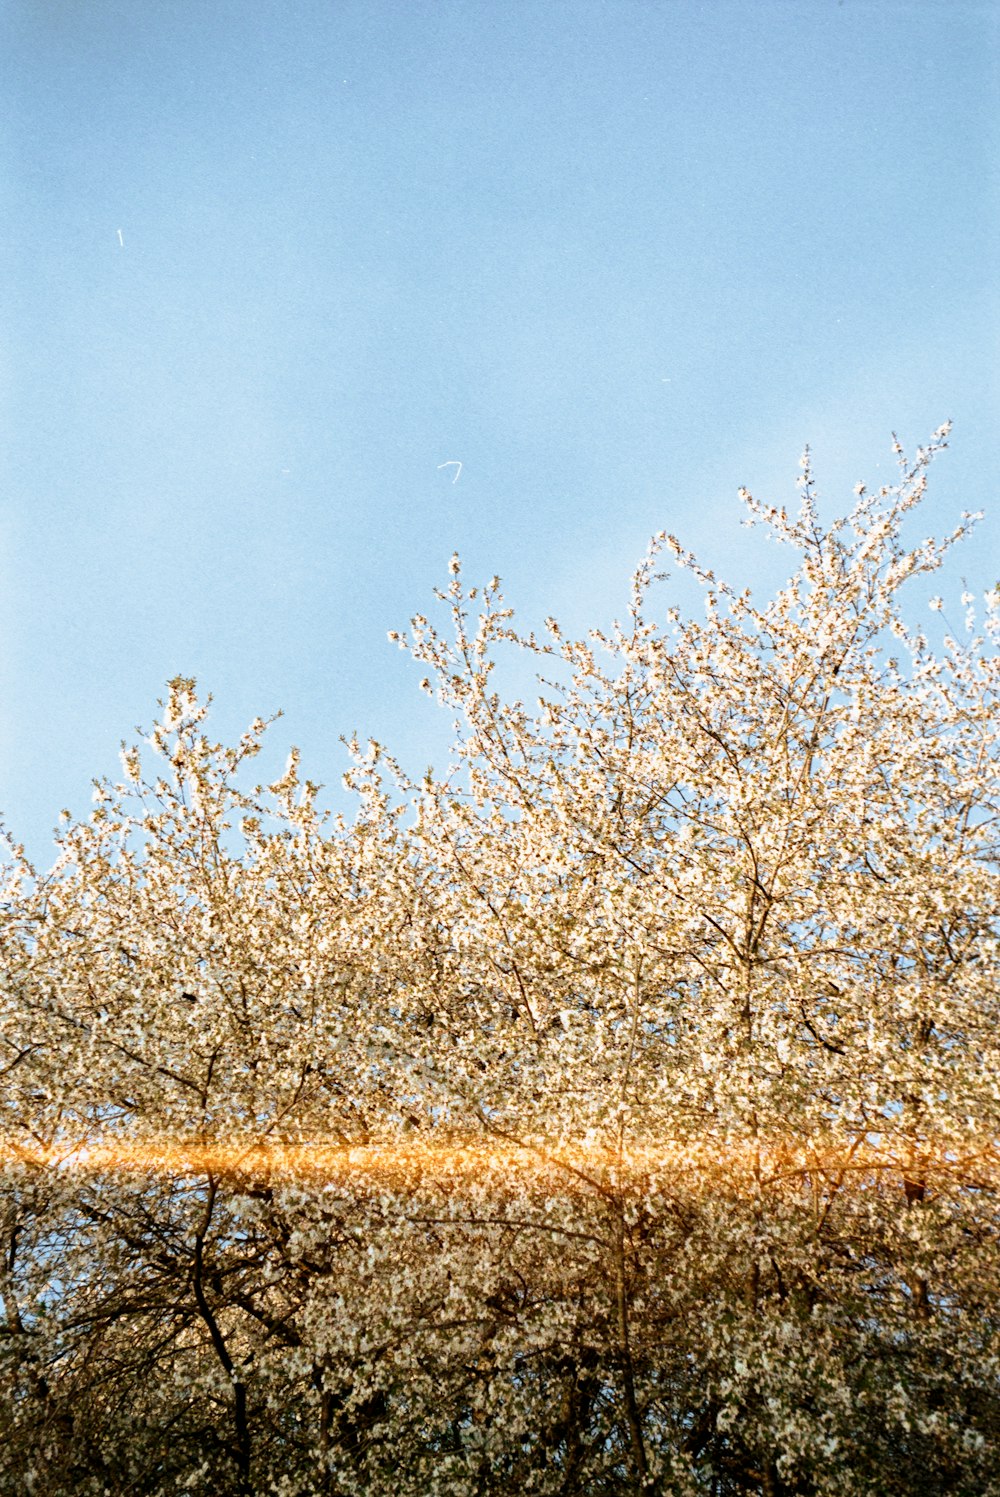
left=1, top=428, right=998, bottom=1495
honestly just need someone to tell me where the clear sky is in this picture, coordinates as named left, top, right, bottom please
left=3, top=0, right=997, bottom=867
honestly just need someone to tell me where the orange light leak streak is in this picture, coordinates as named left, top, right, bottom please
left=2, top=1135, right=998, bottom=1194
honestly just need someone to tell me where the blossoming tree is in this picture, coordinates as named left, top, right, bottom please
left=1, top=428, right=997, bottom=1495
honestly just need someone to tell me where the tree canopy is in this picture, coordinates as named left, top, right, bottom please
left=2, top=429, right=998, bottom=1495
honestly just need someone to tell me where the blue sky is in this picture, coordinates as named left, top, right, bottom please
left=3, top=0, right=997, bottom=866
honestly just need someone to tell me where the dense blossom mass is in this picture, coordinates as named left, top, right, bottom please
left=1, top=430, right=998, bottom=1495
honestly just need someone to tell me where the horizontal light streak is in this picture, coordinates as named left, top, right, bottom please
left=1, top=1134, right=997, bottom=1192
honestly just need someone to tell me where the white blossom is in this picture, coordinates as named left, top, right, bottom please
left=1, top=438, right=997, bottom=1495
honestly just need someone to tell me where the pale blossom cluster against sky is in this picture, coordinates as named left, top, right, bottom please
left=2, top=0, right=997, bottom=865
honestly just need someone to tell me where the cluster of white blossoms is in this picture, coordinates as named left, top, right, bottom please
left=1, top=428, right=998, bottom=1496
